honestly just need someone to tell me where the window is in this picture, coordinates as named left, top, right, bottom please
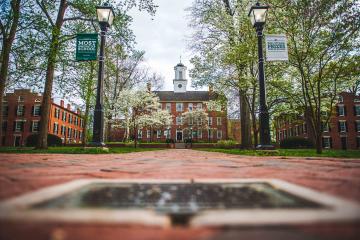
left=166, top=103, right=171, bottom=112
left=18, top=96, right=24, bottom=102
left=217, top=130, right=222, bottom=139
left=339, top=121, right=347, bottom=132
left=355, top=105, right=360, bottom=116
left=357, top=137, right=360, bottom=148
left=16, top=105, right=25, bottom=116
left=338, top=96, right=343, bottom=103
left=176, top=116, right=182, bottom=125
left=80, top=119, right=83, bottom=128
left=189, top=117, right=193, bottom=125
left=217, top=117, right=221, bottom=126
left=69, top=114, right=72, bottom=124
left=176, top=103, right=183, bottom=112
left=322, top=122, right=329, bottom=132
left=157, top=130, right=161, bottom=138
left=197, top=129, right=202, bottom=139
left=179, top=71, right=183, bottom=79
left=356, top=121, right=360, bottom=132
left=322, top=137, right=331, bottom=149
left=147, top=130, right=151, bottom=138
left=138, top=129, right=142, bottom=139
left=14, top=120, right=24, bottom=132
left=32, top=121, right=39, bottom=132
left=53, top=123, right=59, bottom=134
left=197, top=103, right=202, bottom=109
left=164, top=129, right=171, bottom=139
left=79, top=131, right=83, bottom=140
left=68, top=128, right=72, bottom=138
left=62, top=112, right=66, bottom=121
left=33, top=105, right=41, bottom=116
left=61, top=126, right=66, bottom=136
left=74, top=130, right=77, bottom=139
left=188, top=103, right=193, bottom=112
left=2, top=104, right=8, bottom=117
left=208, top=129, right=213, bottom=139
left=197, top=117, right=202, bottom=126
left=338, top=105, right=345, bottom=116
left=208, top=117, right=213, bottom=126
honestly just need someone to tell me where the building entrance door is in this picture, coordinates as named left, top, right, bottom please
left=176, top=131, right=183, bottom=142
left=341, top=137, right=347, bottom=150
left=14, top=136, right=21, bottom=147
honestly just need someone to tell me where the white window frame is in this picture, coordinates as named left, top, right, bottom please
left=32, top=121, right=39, bottom=132
left=338, top=96, right=343, bottom=103
left=166, top=103, right=171, bottom=112
left=197, top=103, right=202, bottom=109
left=33, top=105, right=41, bottom=116
left=338, top=105, right=345, bottom=116
left=355, top=105, right=360, bottom=116
left=157, top=130, right=161, bottom=138
left=53, top=123, right=58, bottom=134
left=323, top=137, right=331, bottom=149
left=217, top=117, right=221, bottom=126
left=17, top=105, right=24, bottom=116
left=14, top=120, right=23, bottom=132
left=217, top=130, right=222, bottom=139
left=147, top=130, right=151, bottom=139
left=138, top=129, right=142, bottom=139
left=18, top=96, right=24, bottom=102
left=176, top=103, right=183, bottom=112
left=188, top=103, right=193, bottom=112
left=208, top=129, right=213, bottom=139
left=176, top=116, right=182, bottom=125
left=339, top=121, right=346, bottom=132
left=208, top=117, right=213, bottom=126
left=356, top=121, right=360, bottom=132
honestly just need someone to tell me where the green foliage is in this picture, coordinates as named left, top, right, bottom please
left=26, top=134, right=62, bottom=147
left=280, top=137, right=314, bottom=149
left=215, top=140, right=237, bottom=149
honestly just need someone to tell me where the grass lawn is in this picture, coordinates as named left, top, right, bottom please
left=198, top=148, right=360, bottom=158
left=0, top=146, right=165, bottom=154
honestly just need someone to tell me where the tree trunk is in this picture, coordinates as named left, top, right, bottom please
left=0, top=0, right=21, bottom=146
left=37, top=0, right=67, bottom=149
left=82, top=102, right=90, bottom=147
left=240, top=91, right=252, bottom=148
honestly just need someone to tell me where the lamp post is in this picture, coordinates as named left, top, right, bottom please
left=91, top=3, right=115, bottom=147
left=248, top=1, right=273, bottom=149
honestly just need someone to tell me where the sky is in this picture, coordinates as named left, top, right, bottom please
left=129, top=0, right=200, bottom=91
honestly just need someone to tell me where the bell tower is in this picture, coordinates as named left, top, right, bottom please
left=173, top=60, right=187, bottom=93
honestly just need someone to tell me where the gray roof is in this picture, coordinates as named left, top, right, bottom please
left=153, top=91, right=218, bottom=102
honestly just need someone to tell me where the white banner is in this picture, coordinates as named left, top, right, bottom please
left=265, top=34, right=289, bottom=61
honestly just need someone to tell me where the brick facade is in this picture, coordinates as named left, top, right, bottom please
left=2, top=89, right=83, bottom=146
left=275, top=92, right=360, bottom=150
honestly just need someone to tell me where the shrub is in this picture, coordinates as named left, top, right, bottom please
left=184, top=138, right=192, bottom=144
left=215, top=140, right=237, bottom=149
left=280, top=137, right=314, bottom=149
left=26, top=134, right=62, bottom=147
left=166, top=139, right=175, bottom=144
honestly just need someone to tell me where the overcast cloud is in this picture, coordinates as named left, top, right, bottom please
left=129, top=0, right=200, bottom=91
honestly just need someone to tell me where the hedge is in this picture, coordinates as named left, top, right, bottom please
left=26, top=134, right=63, bottom=147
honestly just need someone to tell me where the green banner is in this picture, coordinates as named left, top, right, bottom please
left=76, top=33, right=98, bottom=61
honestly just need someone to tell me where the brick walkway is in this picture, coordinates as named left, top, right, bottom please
left=0, top=149, right=360, bottom=240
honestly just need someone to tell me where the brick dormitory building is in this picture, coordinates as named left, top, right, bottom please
left=275, top=92, right=360, bottom=150
left=109, top=62, right=228, bottom=143
left=1, top=89, right=83, bottom=146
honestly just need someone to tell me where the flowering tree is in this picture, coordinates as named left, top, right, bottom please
left=109, top=89, right=172, bottom=147
left=182, top=109, right=209, bottom=142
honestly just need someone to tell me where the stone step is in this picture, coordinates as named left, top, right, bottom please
left=175, top=143, right=186, bottom=149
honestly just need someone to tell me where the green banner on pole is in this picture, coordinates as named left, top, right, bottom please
left=76, top=33, right=98, bottom=61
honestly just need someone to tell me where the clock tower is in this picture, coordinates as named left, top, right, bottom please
left=173, top=62, right=187, bottom=93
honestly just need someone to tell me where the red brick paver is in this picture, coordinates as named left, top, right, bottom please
left=0, top=149, right=359, bottom=240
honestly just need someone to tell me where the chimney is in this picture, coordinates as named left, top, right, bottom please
left=60, top=100, right=64, bottom=107
left=67, top=103, right=71, bottom=110
left=147, top=82, right=152, bottom=92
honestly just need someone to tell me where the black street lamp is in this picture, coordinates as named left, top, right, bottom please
left=248, top=1, right=274, bottom=149
left=91, top=3, right=115, bottom=147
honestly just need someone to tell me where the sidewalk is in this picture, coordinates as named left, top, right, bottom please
left=0, top=149, right=359, bottom=240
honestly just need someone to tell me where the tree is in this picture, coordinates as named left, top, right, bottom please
left=34, top=0, right=158, bottom=149
left=188, top=0, right=258, bottom=148
left=182, top=108, right=209, bottom=141
left=0, top=0, right=21, bottom=146
left=109, top=89, right=172, bottom=147
left=268, top=0, right=360, bottom=153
